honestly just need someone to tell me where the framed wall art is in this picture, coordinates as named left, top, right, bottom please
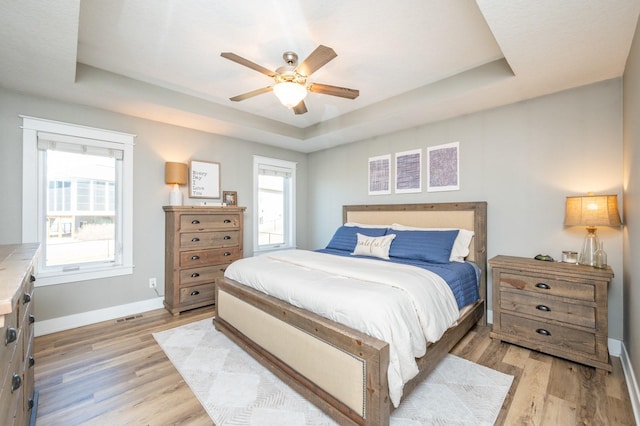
left=223, top=191, right=237, bottom=206
left=395, top=149, right=422, bottom=193
left=427, top=142, right=459, bottom=192
left=368, top=154, right=391, bottom=195
left=190, top=160, right=220, bottom=198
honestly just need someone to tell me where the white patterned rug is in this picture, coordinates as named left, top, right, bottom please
left=153, top=318, right=512, bottom=425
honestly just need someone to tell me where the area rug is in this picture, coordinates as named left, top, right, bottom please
left=153, top=318, right=512, bottom=425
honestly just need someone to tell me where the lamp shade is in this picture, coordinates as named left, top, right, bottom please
left=564, top=194, right=622, bottom=227
left=165, top=162, right=188, bottom=185
left=273, top=82, right=307, bottom=108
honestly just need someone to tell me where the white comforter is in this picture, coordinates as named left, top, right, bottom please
left=223, top=249, right=460, bottom=407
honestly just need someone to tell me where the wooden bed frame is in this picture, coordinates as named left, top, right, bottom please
left=214, top=202, right=487, bottom=425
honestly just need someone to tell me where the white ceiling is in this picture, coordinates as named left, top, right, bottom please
left=1, top=1, right=639, bottom=153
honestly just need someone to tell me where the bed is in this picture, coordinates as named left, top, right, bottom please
left=213, top=202, right=487, bottom=425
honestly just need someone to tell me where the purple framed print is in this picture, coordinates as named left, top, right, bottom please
left=368, top=154, right=391, bottom=195
left=427, top=142, right=459, bottom=192
left=395, top=149, right=422, bottom=193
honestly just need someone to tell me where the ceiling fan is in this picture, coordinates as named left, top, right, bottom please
left=221, top=45, right=359, bottom=115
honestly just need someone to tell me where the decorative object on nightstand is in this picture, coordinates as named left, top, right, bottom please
left=564, top=193, right=622, bottom=266
left=489, top=255, right=613, bottom=371
left=165, top=162, right=188, bottom=206
left=163, top=206, right=245, bottom=315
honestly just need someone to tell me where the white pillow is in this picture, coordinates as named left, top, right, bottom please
left=352, top=233, right=396, bottom=260
left=344, top=222, right=389, bottom=228
left=390, top=223, right=474, bottom=262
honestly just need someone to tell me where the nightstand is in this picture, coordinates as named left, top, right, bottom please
left=489, top=255, right=613, bottom=371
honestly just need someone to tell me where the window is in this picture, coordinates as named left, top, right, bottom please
left=253, top=156, right=296, bottom=252
left=22, top=116, right=135, bottom=286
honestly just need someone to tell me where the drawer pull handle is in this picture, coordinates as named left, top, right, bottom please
left=191, top=237, right=200, bottom=242
left=535, top=282, right=550, bottom=290
left=29, top=314, right=35, bottom=324
left=28, top=397, right=35, bottom=410
left=23, top=292, right=32, bottom=304
left=29, top=356, right=35, bottom=368
left=191, top=272, right=200, bottom=278
left=536, top=328, right=551, bottom=336
left=224, top=219, right=232, bottom=223
left=223, top=235, right=231, bottom=240
left=191, top=219, right=200, bottom=224
left=190, top=290, right=200, bottom=296
left=11, top=373, right=21, bottom=393
left=536, top=305, right=551, bottom=312
left=30, top=274, right=36, bottom=282
left=224, top=252, right=231, bottom=256
left=5, top=327, right=17, bottom=345
left=220, top=268, right=226, bottom=272
left=191, top=255, right=200, bottom=260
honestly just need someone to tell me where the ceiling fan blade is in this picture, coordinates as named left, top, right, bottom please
left=292, top=101, right=308, bottom=115
left=229, top=86, right=273, bottom=102
left=308, top=83, right=359, bottom=99
left=295, top=45, right=337, bottom=77
left=221, top=52, right=276, bottom=77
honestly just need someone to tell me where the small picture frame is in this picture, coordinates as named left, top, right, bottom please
left=223, top=191, right=237, bottom=206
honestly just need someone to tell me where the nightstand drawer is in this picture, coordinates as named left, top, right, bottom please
left=499, top=272, right=595, bottom=301
left=500, top=313, right=596, bottom=355
left=501, top=290, right=596, bottom=328
left=179, top=283, right=215, bottom=305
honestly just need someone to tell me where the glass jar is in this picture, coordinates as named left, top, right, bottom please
left=594, top=242, right=607, bottom=269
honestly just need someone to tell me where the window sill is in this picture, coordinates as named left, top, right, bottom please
left=35, top=265, right=134, bottom=286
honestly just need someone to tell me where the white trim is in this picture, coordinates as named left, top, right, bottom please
left=620, top=342, right=640, bottom=425
left=34, top=297, right=164, bottom=337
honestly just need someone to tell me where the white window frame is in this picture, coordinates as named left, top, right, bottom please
left=21, top=116, right=135, bottom=286
left=253, top=155, right=296, bottom=253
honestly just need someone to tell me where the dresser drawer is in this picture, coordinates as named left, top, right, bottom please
left=180, top=247, right=241, bottom=267
left=500, top=312, right=596, bottom=355
left=0, top=343, right=21, bottom=425
left=1, top=311, right=19, bottom=373
left=180, top=214, right=241, bottom=231
left=179, top=283, right=215, bottom=305
left=501, top=290, right=596, bottom=328
left=499, top=272, right=595, bottom=301
left=179, top=264, right=228, bottom=286
left=179, top=230, right=240, bottom=249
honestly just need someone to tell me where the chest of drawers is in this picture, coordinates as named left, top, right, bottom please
left=1, top=243, right=40, bottom=426
left=489, top=255, right=613, bottom=371
left=164, top=206, right=245, bottom=315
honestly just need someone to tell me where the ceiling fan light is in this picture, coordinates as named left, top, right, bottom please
left=273, top=82, right=307, bottom=108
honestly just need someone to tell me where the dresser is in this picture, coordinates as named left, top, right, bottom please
left=1, top=243, right=40, bottom=426
left=489, top=255, right=613, bottom=371
left=163, top=206, right=245, bottom=315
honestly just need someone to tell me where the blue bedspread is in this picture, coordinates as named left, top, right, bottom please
left=316, top=248, right=480, bottom=309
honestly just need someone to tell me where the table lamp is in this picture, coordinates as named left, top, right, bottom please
left=165, top=162, right=188, bottom=206
left=564, top=194, right=622, bottom=266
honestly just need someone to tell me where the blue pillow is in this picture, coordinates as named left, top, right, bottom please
left=326, top=226, right=388, bottom=252
left=388, top=229, right=459, bottom=263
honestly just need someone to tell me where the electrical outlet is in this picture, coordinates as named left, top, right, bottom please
left=149, top=277, right=157, bottom=289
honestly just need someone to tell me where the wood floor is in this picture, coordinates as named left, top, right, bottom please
left=33, top=306, right=636, bottom=425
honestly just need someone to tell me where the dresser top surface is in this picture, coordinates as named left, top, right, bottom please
left=163, top=205, right=246, bottom=213
left=489, top=255, right=614, bottom=280
left=0, top=243, right=40, bottom=314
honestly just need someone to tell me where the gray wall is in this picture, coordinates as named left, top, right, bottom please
left=0, top=87, right=308, bottom=321
left=623, top=13, right=640, bottom=400
left=308, top=80, right=625, bottom=340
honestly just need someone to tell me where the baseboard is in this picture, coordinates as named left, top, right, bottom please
left=620, top=342, right=640, bottom=424
left=34, top=297, right=164, bottom=337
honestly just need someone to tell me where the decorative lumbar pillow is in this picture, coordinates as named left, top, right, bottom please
left=388, top=229, right=459, bottom=264
left=326, top=226, right=388, bottom=252
left=352, top=233, right=396, bottom=260
left=391, top=224, right=474, bottom=262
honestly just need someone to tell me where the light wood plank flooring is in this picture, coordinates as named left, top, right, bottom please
left=34, top=307, right=636, bottom=425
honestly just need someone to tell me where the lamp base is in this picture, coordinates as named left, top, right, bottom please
left=169, top=184, right=183, bottom=206
left=578, top=227, right=599, bottom=266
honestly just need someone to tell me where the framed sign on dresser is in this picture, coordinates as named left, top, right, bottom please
left=163, top=206, right=245, bottom=315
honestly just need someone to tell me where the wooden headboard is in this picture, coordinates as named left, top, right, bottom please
left=343, top=202, right=488, bottom=313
